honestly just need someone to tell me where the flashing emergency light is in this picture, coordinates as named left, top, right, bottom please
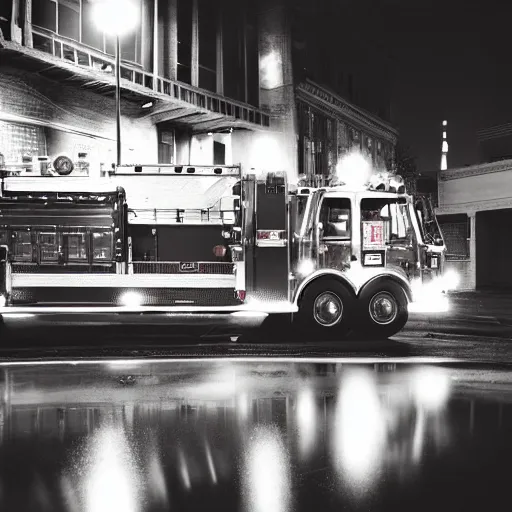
left=367, top=172, right=406, bottom=194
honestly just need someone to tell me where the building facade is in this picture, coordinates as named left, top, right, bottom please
left=295, top=81, right=397, bottom=180
left=290, top=0, right=397, bottom=181
left=437, top=160, right=512, bottom=290
left=0, top=0, right=395, bottom=185
left=0, top=0, right=298, bottom=178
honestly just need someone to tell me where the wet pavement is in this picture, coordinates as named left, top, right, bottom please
left=0, top=361, right=511, bottom=511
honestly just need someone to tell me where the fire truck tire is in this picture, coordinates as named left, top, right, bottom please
left=296, top=279, right=354, bottom=340
left=356, top=281, right=408, bottom=339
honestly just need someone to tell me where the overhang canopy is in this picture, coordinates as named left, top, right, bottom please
left=0, top=36, right=271, bottom=134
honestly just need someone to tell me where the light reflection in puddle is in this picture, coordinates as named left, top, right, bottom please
left=0, top=363, right=509, bottom=512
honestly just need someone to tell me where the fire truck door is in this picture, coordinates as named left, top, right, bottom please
left=317, top=197, right=353, bottom=271
left=252, top=177, right=289, bottom=303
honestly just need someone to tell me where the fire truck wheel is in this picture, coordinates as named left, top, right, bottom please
left=356, top=281, right=408, bottom=339
left=296, top=279, right=354, bottom=340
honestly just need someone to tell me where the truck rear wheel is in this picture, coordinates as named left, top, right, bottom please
left=296, top=279, right=353, bottom=340
left=356, top=281, right=408, bottom=339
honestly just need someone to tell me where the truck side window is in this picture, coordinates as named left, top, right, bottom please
left=319, top=198, right=351, bottom=239
left=92, top=232, right=113, bottom=261
left=39, top=233, right=59, bottom=263
left=12, top=230, right=33, bottom=262
left=65, top=233, right=87, bottom=261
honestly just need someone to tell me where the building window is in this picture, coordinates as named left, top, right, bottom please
left=0, top=121, right=47, bottom=164
left=92, top=232, right=113, bottom=261
left=32, top=0, right=57, bottom=32
left=198, top=0, right=217, bottom=92
left=32, top=1, right=80, bottom=40
left=177, top=0, right=193, bottom=84
left=82, top=0, right=103, bottom=50
left=158, top=128, right=175, bottom=164
left=222, top=0, right=244, bottom=102
left=438, top=214, right=470, bottom=260
left=246, top=1, right=259, bottom=107
left=58, top=0, right=80, bottom=40
left=213, top=141, right=225, bottom=165
left=31, top=1, right=143, bottom=64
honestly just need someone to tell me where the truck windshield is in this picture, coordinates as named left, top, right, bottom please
left=361, top=198, right=412, bottom=243
left=414, top=196, right=444, bottom=246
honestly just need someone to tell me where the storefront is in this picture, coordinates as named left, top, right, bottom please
left=437, top=159, right=512, bottom=290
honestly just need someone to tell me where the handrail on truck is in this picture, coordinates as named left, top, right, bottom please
left=111, top=164, right=242, bottom=177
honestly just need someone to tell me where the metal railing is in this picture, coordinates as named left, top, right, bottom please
left=114, top=164, right=241, bottom=176
left=128, top=208, right=223, bottom=225
left=30, top=26, right=270, bottom=128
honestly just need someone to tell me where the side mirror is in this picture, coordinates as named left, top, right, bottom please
left=318, top=221, right=324, bottom=232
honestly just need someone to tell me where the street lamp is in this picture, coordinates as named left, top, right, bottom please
left=92, top=0, right=139, bottom=166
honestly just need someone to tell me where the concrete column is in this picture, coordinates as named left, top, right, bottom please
left=216, top=8, right=224, bottom=95
left=191, top=0, right=199, bottom=87
left=9, top=0, right=23, bottom=43
left=168, top=0, right=178, bottom=81
left=24, top=0, right=33, bottom=48
left=258, top=0, right=297, bottom=179
left=153, top=0, right=159, bottom=84
left=469, top=212, right=477, bottom=290
left=242, top=5, right=248, bottom=104
left=140, top=0, right=152, bottom=71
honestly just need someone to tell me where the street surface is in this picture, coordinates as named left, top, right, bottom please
left=0, top=360, right=511, bottom=512
left=0, top=291, right=511, bottom=363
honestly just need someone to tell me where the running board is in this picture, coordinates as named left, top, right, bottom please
left=0, top=304, right=298, bottom=315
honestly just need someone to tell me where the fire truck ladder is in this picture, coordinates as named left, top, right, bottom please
left=111, top=164, right=241, bottom=177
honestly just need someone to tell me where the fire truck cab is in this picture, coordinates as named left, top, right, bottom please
left=0, top=163, right=452, bottom=340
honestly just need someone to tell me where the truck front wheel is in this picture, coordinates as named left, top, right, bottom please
left=356, top=281, right=408, bottom=339
left=295, top=279, right=354, bottom=340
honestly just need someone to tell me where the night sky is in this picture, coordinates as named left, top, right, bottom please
left=355, top=0, right=510, bottom=173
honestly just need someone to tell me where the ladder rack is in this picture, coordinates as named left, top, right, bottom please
left=112, top=164, right=241, bottom=177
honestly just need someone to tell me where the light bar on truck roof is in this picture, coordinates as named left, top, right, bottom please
left=367, top=172, right=406, bottom=194
left=113, top=164, right=241, bottom=177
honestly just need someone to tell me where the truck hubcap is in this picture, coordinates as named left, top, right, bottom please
left=369, top=292, right=398, bottom=325
left=313, top=292, right=343, bottom=327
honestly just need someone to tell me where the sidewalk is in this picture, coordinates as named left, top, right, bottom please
left=447, top=290, right=512, bottom=323
left=407, top=290, right=512, bottom=339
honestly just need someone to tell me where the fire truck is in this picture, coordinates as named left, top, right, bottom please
left=0, top=162, right=451, bottom=339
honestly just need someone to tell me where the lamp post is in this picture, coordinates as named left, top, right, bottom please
left=92, top=0, right=139, bottom=167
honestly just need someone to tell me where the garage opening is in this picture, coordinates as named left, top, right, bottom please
left=476, top=209, right=512, bottom=289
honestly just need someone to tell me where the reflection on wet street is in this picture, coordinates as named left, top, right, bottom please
left=0, top=361, right=511, bottom=511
